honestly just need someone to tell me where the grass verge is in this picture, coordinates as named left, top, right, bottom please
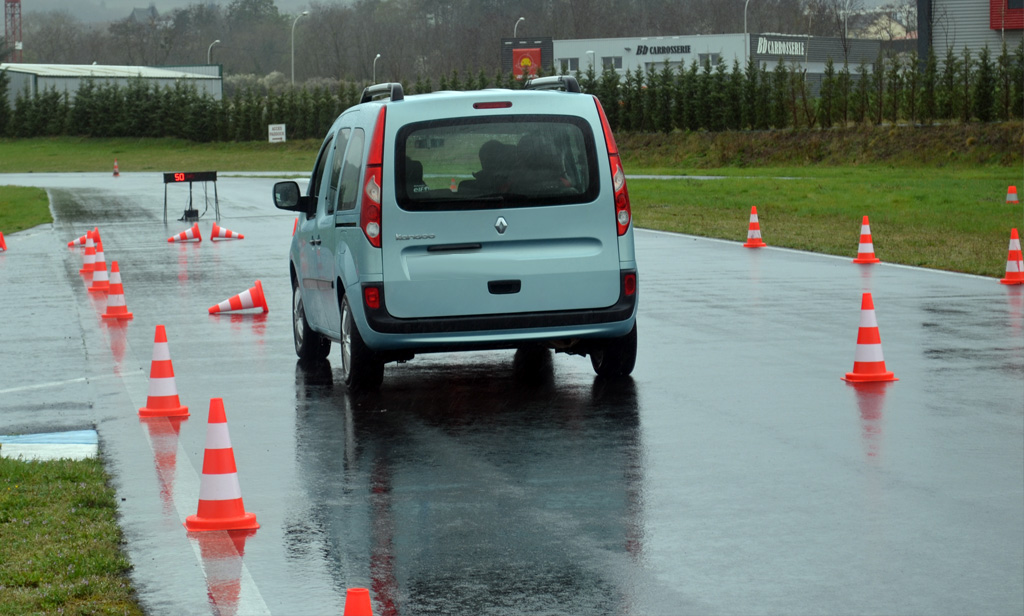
left=629, top=166, right=1024, bottom=277
left=0, top=186, right=52, bottom=233
left=0, top=456, right=144, bottom=615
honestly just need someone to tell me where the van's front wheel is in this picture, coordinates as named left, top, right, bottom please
left=340, top=295, right=384, bottom=391
left=589, top=323, right=637, bottom=378
left=293, top=284, right=331, bottom=360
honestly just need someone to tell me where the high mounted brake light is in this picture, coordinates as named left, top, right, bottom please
left=473, top=102, right=513, bottom=109
left=361, top=106, right=386, bottom=248
left=595, top=97, right=631, bottom=236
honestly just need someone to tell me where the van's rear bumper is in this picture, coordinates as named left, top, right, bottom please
left=362, top=270, right=636, bottom=336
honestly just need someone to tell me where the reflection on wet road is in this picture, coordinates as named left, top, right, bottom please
left=0, top=172, right=1021, bottom=615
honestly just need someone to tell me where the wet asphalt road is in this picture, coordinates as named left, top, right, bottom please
left=0, top=172, right=1022, bottom=615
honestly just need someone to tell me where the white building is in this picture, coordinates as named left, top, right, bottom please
left=0, top=64, right=223, bottom=107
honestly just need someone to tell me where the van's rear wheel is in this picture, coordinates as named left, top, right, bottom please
left=293, top=284, right=331, bottom=360
left=340, top=295, right=384, bottom=391
left=590, top=323, right=637, bottom=378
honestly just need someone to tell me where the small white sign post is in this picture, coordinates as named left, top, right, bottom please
left=268, top=124, right=287, bottom=143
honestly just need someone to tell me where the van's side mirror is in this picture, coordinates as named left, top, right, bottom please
left=273, top=181, right=313, bottom=214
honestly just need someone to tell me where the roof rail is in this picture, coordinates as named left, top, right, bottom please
left=524, top=75, right=581, bottom=93
left=359, top=82, right=405, bottom=104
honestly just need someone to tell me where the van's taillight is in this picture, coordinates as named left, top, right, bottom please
left=595, top=97, right=631, bottom=236
left=363, top=285, right=381, bottom=310
left=624, top=272, right=637, bottom=296
left=361, top=106, right=386, bottom=248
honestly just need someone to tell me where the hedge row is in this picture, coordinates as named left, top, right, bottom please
left=0, top=43, right=1021, bottom=141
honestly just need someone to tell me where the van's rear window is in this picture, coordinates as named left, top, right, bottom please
left=394, top=115, right=599, bottom=211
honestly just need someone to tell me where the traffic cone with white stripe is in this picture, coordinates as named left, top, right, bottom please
left=211, top=222, right=244, bottom=240
left=168, top=222, right=202, bottom=243
left=742, top=206, right=766, bottom=248
left=208, top=280, right=268, bottom=314
left=842, top=293, right=898, bottom=383
left=68, top=229, right=92, bottom=248
left=113, top=159, right=120, bottom=177
left=852, top=215, right=881, bottom=264
left=1007, top=186, right=1018, bottom=204
left=88, top=240, right=110, bottom=292
left=999, top=228, right=1024, bottom=285
left=101, top=261, right=133, bottom=320
left=139, top=325, right=190, bottom=418
left=79, top=234, right=96, bottom=274
left=185, top=398, right=259, bottom=532
left=343, top=588, right=374, bottom=616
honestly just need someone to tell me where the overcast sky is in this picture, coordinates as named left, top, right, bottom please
left=26, top=0, right=317, bottom=23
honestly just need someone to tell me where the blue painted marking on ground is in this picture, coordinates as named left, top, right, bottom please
left=0, top=429, right=98, bottom=445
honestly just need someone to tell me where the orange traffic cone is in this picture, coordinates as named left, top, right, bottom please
left=742, top=206, right=766, bottom=248
left=842, top=293, right=898, bottom=383
left=79, top=234, right=96, bottom=274
left=450, top=177, right=457, bottom=192
left=999, top=228, right=1024, bottom=285
left=0, top=232, right=6, bottom=252
left=113, top=159, right=120, bottom=177
left=292, top=217, right=298, bottom=236
left=101, top=262, right=133, bottom=319
left=852, top=215, right=881, bottom=264
left=211, top=222, right=244, bottom=240
left=88, top=240, right=110, bottom=292
left=68, top=230, right=90, bottom=248
left=343, top=588, right=374, bottom=616
left=168, top=223, right=202, bottom=243
left=184, top=398, right=259, bottom=532
left=139, top=325, right=190, bottom=418
left=208, top=280, right=268, bottom=314
left=1007, top=186, right=1019, bottom=204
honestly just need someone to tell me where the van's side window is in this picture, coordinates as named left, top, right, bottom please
left=337, top=128, right=366, bottom=212
left=326, top=128, right=351, bottom=215
left=311, top=135, right=333, bottom=201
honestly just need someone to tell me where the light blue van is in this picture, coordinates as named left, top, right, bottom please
left=273, top=76, right=637, bottom=390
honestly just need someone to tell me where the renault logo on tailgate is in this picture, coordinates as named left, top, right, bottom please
left=495, top=217, right=508, bottom=234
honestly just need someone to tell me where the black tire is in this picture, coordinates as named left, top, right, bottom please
left=293, top=283, right=331, bottom=360
left=340, top=294, right=384, bottom=391
left=590, top=323, right=638, bottom=378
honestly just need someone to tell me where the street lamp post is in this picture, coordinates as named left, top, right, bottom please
left=373, top=53, right=381, bottom=83
left=514, top=17, right=524, bottom=38
left=207, top=39, right=220, bottom=65
left=744, top=0, right=752, bottom=67
left=291, top=10, right=308, bottom=85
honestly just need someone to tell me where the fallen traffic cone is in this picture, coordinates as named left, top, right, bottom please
left=852, top=215, right=881, bottom=264
left=79, top=234, right=96, bottom=274
left=343, top=588, right=374, bottom=616
left=1007, top=185, right=1019, bottom=204
left=211, top=222, right=244, bottom=240
left=184, top=398, right=259, bottom=532
left=742, top=206, right=766, bottom=248
left=0, top=232, right=6, bottom=252
left=88, top=240, right=110, bottom=292
left=168, top=223, right=202, bottom=243
left=113, top=159, right=120, bottom=177
left=68, top=230, right=90, bottom=248
left=842, top=293, right=898, bottom=383
left=101, top=261, right=133, bottom=319
left=209, top=280, right=268, bottom=314
left=139, top=325, right=190, bottom=418
left=999, top=228, right=1024, bottom=285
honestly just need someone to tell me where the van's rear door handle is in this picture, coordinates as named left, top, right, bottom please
left=488, top=280, right=521, bottom=294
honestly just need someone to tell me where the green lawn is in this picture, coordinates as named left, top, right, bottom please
left=0, top=456, right=144, bottom=616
